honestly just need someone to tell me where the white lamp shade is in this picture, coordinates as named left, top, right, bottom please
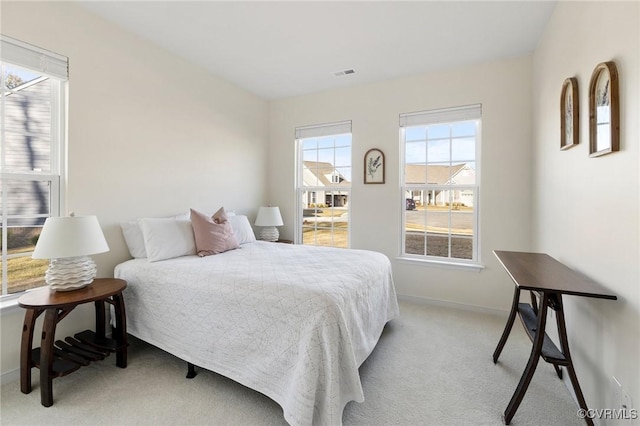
left=32, top=215, right=110, bottom=259
left=255, top=206, right=284, bottom=227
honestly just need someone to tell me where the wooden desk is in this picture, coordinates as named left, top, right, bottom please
left=492, top=251, right=616, bottom=425
left=19, top=278, right=128, bottom=407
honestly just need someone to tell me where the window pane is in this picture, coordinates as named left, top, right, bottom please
left=334, top=146, right=350, bottom=167
left=405, top=140, right=426, bottom=164
left=4, top=133, right=52, bottom=172
left=405, top=164, right=426, bottom=185
left=317, top=138, right=335, bottom=149
left=332, top=229, right=348, bottom=249
left=302, top=148, right=318, bottom=163
left=450, top=191, right=474, bottom=260
left=452, top=137, right=475, bottom=162
left=334, top=167, right=351, bottom=184
left=427, top=124, right=449, bottom=139
left=4, top=225, right=47, bottom=295
left=426, top=234, right=451, bottom=257
left=317, top=147, right=334, bottom=164
left=426, top=164, right=455, bottom=185
left=452, top=121, right=476, bottom=137
left=453, top=164, right=476, bottom=185
left=6, top=226, right=42, bottom=250
left=405, top=127, right=426, bottom=142
left=325, top=191, right=349, bottom=209
left=426, top=202, right=450, bottom=258
left=427, top=138, right=450, bottom=163
left=405, top=195, right=426, bottom=254
left=3, top=180, right=51, bottom=216
left=451, top=236, right=473, bottom=259
left=317, top=164, right=334, bottom=185
left=301, top=191, right=322, bottom=209
left=302, top=162, right=319, bottom=187
left=302, top=139, right=317, bottom=150
left=302, top=225, right=319, bottom=245
left=333, top=134, right=351, bottom=148
left=4, top=66, right=42, bottom=89
left=405, top=231, right=425, bottom=255
left=7, top=255, right=48, bottom=294
left=3, top=79, right=51, bottom=136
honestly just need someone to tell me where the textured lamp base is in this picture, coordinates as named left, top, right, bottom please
left=260, top=227, right=279, bottom=242
left=45, top=256, right=97, bottom=291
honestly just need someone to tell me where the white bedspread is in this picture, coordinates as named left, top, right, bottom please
left=114, top=241, right=398, bottom=425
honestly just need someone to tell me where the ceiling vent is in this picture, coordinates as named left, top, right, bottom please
left=333, top=69, right=356, bottom=77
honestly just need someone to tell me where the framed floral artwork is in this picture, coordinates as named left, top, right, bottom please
left=588, top=61, right=619, bottom=157
left=364, top=148, right=384, bottom=184
left=560, top=77, right=579, bottom=150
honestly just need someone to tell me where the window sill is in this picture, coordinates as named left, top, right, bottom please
left=0, top=293, right=23, bottom=315
left=396, top=256, right=485, bottom=272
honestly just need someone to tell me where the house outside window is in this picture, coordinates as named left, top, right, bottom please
left=400, top=104, right=481, bottom=266
left=1, top=35, right=68, bottom=296
left=296, top=121, right=351, bottom=248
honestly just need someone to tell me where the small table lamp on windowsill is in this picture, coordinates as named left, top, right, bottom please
left=255, top=206, right=284, bottom=242
left=32, top=213, right=110, bottom=291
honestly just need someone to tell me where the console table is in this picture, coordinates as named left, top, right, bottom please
left=19, top=278, right=128, bottom=407
left=492, top=251, right=616, bottom=425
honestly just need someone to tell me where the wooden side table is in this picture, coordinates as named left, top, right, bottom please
left=492, top=251, right=616, bottom=425
left=18, top=278, right=128, bottom=407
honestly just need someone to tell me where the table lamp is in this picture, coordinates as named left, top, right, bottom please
left=32, top=214, right=109, bottom=291
left=254, top=206, right=284, bottom=242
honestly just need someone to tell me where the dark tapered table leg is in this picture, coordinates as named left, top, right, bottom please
left=553, top=295, right=593, bottom=426
left=94, top=300, right=106, bottom=340
left=493, top=286, right=521, bottom=363
left=112, top=292, right=128, bottom=368
left=40, top=308, right=59, bottom=407
left=20, top=308, right=41, bottom=394
left=502, top=294, right=549, bottom=424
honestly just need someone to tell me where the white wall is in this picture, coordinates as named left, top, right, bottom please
left=269, top=56, right=533, bottom=310
left=1, top=1, right=268, bottom=377
left=532, top=0, right=639, bottom=416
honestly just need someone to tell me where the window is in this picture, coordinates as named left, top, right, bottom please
left=296, top=121, right=352, bottom=248
left=400, top=104, right=481, bottom=266
left=1, top=36, right=68, bottom=296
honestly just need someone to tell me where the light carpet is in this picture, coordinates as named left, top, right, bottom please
left=1, top=299, right=584, bottom=425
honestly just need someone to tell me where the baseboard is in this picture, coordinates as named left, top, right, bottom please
left=397, top=293, right=509, bottom=317
left=1, top=367, right=19, bottom=385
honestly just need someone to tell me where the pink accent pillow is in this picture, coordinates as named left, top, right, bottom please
left=190, top=208, right=239, bottom=257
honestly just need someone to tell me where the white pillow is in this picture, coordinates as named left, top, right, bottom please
left=138, top=218, right=196, bottom=262
left=121, top=221, right=147, bottom=258
left=229, top=215, right=256, bottom=244
left=121, top=212, right=190, bottom=258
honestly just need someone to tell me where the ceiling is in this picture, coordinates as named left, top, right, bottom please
left=79, top=1, right=556, bottom=100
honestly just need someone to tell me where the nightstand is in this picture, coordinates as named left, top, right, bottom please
left=275, top=239, right=294, bottom=244
left=18, top=278, right=128, bottom=407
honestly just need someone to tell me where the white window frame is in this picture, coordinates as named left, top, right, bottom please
left=399, top=104, right=482, bottom=270
left=295, top=121, right=352, bottom=248
left=1, top=35, right=67, bottom=297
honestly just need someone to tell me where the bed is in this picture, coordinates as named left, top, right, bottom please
left=114, top=218, right=398, bottom=426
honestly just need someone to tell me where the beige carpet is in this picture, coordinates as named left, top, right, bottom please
left=1, top=299, right=583, bottom=425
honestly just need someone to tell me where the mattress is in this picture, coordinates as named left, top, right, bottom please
left=114, top=241, right=399, bottom=425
